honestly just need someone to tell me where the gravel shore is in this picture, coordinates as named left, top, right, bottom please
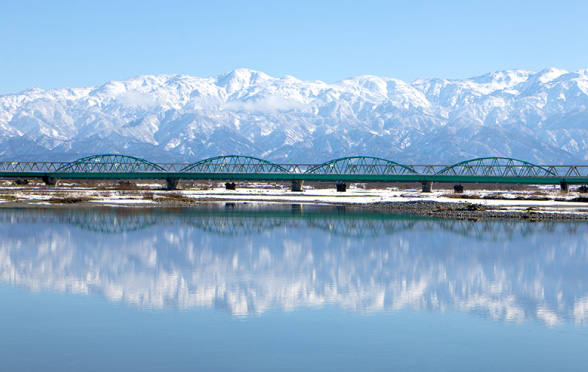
left=3, top=182, right=588, bottom=221
left=362, top=200, right=588, bottom=221
left=1, top=198, right=588, bottom=221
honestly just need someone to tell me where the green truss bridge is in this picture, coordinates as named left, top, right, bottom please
left=1, top=154, right=587, bottom=192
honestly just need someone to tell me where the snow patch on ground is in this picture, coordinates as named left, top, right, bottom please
left=2, top=182, right=588, bottom=216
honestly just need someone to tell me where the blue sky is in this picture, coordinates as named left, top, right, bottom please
left=1, top=0, right=588, bottom=94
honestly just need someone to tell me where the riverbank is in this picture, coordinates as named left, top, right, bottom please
left=2, top=180, right=588, bottom=221
left=362, top=200, right=588, bottom=221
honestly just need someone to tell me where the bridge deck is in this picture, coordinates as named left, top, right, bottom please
left=3, top=169, right=588, bottom=185
left=2, top=159, right=588, bottom=185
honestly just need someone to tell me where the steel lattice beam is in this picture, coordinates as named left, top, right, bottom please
left=3, top=154, right=588, bottom=185
left=304, top=156, right=416, bottom=175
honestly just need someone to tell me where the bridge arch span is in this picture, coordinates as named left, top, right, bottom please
left=436, top=157, right=555, bottom=177
left=180, top=155, right=290, bottom=173
left=304, top=156, right=416, bottom=175
left=57, top=154, right=165, bottom=172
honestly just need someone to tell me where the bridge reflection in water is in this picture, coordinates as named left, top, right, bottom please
left=1, top=204, right=588, bottom=324
left=0, top=205, right=422, bottom=237
left=0, top=205, right=582, bottom=239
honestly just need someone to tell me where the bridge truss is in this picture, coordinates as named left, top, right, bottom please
left=2, top=155, right=588, bottom=188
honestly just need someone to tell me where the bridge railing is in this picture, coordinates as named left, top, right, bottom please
left=409, top=165, right=448, bottom=175
left=125, top=163, right=314, bottom=173
left=0, top=162, right=68, bottom=172
left=542, top=166, right=588, bottom=177
left=5, top=161, right=588, bottom=179
left=158, top=164, right=188, bottom=172
left=278, top=164, right=313, bottom=173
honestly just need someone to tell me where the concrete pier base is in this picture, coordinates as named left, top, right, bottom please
left=42, top=176, right=59, bottom=186
left=560, top=181, right=569, bottom=193
left=291, top=179, right=304, bottom=192
left=336, top=183, right=347, bottom=192
left=421, top=181, right=433, bottom=193
left=166, top=178, right=180, bottom=190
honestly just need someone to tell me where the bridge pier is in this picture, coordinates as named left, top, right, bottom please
left=291, top=179, right=304, bottom=192
left=421, top=181, right=433, bottom=193
left=42, top=176, right=59, bottom=186
left=336, top=183, right=347, bottom=192
left=165, top=178, right=180, bottom=190
left=560, top=181, right=569, bottom=193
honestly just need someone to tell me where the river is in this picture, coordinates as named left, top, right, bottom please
left=1, top=204, right=587, bottom=371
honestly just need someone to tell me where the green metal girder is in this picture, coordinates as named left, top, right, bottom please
left=3, top=154, right=588, bottom=186
left=4, top=171, right=587, bottom=185
left=180, top=155, right=289, bottom=173
left=437, top=157, right=556, bottom=177
left=305, top=156, right=416, bottom=175
left=57, top=154, right=165, bottom=173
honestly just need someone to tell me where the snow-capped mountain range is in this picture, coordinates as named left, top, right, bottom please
left=1, top=67, right=588, bottom=164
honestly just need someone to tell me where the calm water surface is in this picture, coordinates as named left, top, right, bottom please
left=1, top=204, right=587, bottom=371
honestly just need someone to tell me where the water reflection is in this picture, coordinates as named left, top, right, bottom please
left=1, top=205, right=588, bottom=324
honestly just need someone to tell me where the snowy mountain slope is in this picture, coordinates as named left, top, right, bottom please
left=1, top=68, right=588, bottom=164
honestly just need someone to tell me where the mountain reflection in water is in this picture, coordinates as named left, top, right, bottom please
left=1, top=204, right=587, bottom=324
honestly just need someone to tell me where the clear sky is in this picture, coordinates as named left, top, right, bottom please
left=1, top=0, right=588, bottom=95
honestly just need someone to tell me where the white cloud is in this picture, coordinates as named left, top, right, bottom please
left=116, top=91, right=156, bottom=109
left=222, top=95, right=306, bottom=113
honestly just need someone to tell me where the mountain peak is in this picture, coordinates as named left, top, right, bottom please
left=216, top=68, right=272, bottom=87
left=533, top=67, right=568, bottom=83
left=469, top=69, right=534, bottom=89
left=17, top=87, right=45, bottom=95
